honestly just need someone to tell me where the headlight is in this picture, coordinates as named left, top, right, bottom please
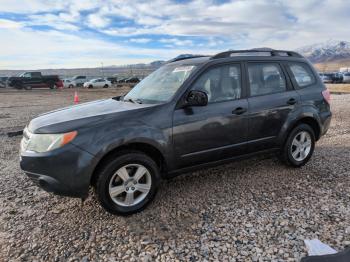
left=25, top=131, right=77, bottom=153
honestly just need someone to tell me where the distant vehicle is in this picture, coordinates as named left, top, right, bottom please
left=62, top=79, right=74, bottom=88
left=339, top=67, right=350, bottom=73
left=331, top=72, right=343, bottom=83
left=0, top=77, right=8, bottom=88
left=7, top=72, right=63, bottom=90
left=125, top=77, right=140, bottom=83
left=83, top=78, right=111, bottom=88
left=106, top=77, right=118, bottom=84
left=343, top=72, right=350, bottom=83
left=118, top=77, right=128, bottom=83
left=71, top=75, right=87, bottom=87
left=319, top=73, right=332, bottom=83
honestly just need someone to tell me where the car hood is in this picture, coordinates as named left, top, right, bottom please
left=28, top=98, right=154, bottom=133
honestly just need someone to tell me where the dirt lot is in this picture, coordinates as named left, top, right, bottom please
left=326, top=83, right=350, bottom=94
left=0, top=88, right=349, bottom=261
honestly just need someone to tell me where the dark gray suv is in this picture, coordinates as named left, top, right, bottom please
left=20, top=49, right=332, bottom=215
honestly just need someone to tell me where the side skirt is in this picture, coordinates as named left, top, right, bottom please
left=164, top=148, right=280, bottom=179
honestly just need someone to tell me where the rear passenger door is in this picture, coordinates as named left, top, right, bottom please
left=245, top=62, right=300, bottom=151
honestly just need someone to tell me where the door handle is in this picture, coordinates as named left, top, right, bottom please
left=232, top=107, right=247, bottom=115
left=287, top=98, right=297, bottom=105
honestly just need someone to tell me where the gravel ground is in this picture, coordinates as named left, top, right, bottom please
left=0, top=89, right=349, bottom=261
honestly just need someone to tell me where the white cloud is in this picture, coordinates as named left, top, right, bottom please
left=87, top=13, right=110, bottom=28
left=28, top=13, right=79, bottom=31
left=1, top=0, right=350, bottom=69
left=129, top=38, right=152, bottom=43
left=0, top=26, right=220, bottom=69
left=159, top=38, right=194, bottom=46
left=0, top=19, right=23, bottom=29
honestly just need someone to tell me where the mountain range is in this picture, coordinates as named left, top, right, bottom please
left=296, top=40, right=350, bottom=63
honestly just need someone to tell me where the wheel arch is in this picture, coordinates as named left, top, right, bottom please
left=90, top=142, right=167, bottom=187
left=282, top=116, right=321, bottom=145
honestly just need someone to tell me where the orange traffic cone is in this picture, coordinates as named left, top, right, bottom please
left=74, top=91, right=79, bottom=104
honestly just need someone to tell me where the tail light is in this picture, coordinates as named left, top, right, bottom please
left=322, top=89, right=331, bottom=104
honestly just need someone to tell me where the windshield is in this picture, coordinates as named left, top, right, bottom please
left=124, top=64, right=196, bottom=104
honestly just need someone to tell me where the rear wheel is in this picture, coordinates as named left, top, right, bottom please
left=280, top=124, right=315, bottom=167
left=95, top=151, right=160, bottom=215
left=103, top=84, right=109, bottom=88
left=88, top=85, right=93, bottom=89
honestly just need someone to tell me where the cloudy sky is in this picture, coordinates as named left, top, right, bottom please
left=0, top=0, right=349, bottom=69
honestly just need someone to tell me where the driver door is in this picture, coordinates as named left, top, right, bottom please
left=172, top=63, right=249, bottom=169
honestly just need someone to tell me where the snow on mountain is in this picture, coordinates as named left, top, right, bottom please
left=296, top=40, right=350, bottom=63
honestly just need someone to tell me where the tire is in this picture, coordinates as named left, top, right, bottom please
left=48, top=82, right=55, bottom=89
left=103, top=84, right=109, bottom=88
left=95, top=150, right=160, bottom=215
left=14, top=82, right=23, bottom=89
left=280, top=124, right=315, bottom=167
left=69, top=84, right=74, bottom=89
left=88, top=85, right=93, bottom=89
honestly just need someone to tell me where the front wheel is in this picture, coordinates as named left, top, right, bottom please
left=103, top=84, right=109, bottom=88
left=95, top=151, right=160, bottom=215
left=280, top=124, right=315, bottom=167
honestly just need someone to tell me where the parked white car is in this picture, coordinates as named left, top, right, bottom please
left=83, top=78, right=111, bottom=88
left=343, top=72, right=350, bottom=83
left=62, top=79, right=74, bottom=88
left=71, top=75, right=87, bottom=87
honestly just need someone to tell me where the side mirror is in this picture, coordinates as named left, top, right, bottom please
left=185, top=90, right=208, bottom=107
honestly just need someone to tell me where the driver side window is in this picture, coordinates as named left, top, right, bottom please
left=191, top=64, right=241, bottom=103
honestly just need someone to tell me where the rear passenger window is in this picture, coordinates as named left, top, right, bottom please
left=248, top=63, right=286, bottom=96
left=192, top=64, right=241, bottom=103
left=288, top=63, right=315, bottom=87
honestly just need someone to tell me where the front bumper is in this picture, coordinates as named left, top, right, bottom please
left=20, top=143, right=95, bottom=198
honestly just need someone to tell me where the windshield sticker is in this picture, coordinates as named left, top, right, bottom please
left=173, top=66, right=194, bottom=72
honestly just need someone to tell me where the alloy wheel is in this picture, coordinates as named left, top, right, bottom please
left=291, top=131, right=312, bottom=161
left=108, top=164, right=152, bottom=207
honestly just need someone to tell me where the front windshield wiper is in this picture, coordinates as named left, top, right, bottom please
left=124, top=97, right=142, bottom=104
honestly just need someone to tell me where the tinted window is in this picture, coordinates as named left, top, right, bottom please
left=31, top=72, right=41, bottom=77
left=192, top=64, right=241, bottom=103
left=248, top=63, right=286, bottom=96
left=289, top=63, right=315, bottom=87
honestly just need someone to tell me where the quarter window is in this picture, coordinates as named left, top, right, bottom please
left=248, top=63, right=286, bottom=96
left=192, top=64, right=241, bottom=103
left=289, top=63, right=315, bottom=87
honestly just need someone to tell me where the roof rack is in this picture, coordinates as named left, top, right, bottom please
left=167, top=55, right=209, bottom=63
left=211, top=49, right=303, bottom=59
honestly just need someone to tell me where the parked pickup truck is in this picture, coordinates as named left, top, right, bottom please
left=8, top=72, right=63, bottom=90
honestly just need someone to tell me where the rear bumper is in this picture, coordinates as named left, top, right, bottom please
left=20, top=143, right=95, bottom=198
left=320, top=111, right=332, bottom=137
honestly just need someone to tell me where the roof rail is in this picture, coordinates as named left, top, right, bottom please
left=167, top=55, right=209, bottom=63
left=211, top=49, right=303, bottom=59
